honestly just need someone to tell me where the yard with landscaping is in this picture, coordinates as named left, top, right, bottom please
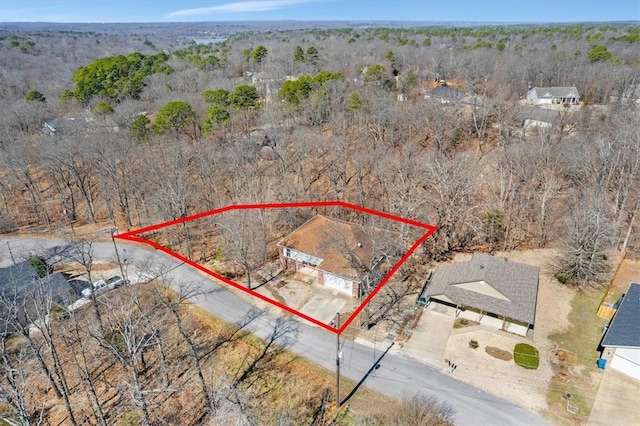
left=436, top=248, right=621, bottom=424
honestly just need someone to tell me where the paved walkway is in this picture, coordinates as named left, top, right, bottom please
left=588, top=368, right=640, bottom=426
left=401, top=305, right=455, bottom=367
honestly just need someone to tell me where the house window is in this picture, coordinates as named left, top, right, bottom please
left=283, top=247, right=322, bottom=266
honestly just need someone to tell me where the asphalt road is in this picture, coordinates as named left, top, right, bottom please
left=1, top=237, right=549, bottom=426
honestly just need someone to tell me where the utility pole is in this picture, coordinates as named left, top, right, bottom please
left=111, top=228, right=126, bottom=281
left=6, top=242, right=16, bottom=265
left=335, top=312, right=341, bottom=411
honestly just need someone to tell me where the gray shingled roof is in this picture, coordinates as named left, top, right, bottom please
left=530, top=86, right=580, bottom=99
left=0, top=261, right=40, bottom=300
left=0, top=261, right=75, bottom=305
left=428, top=86, right=464, bottom=100
left=424, top=253, right=540, bottom=324
left=602, top=283, right=640, bottom=348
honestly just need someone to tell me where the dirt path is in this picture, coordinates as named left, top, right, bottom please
left=608, top=258, right=640, bottom=296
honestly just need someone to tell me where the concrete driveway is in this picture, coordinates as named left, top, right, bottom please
left=588, top=368, right=640, bottom=425
left=299, top=289, right=350, bottom=324
left=400, top=303, right=455, bottom=366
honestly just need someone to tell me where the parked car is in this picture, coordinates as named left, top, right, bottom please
left=81, top=276, right=128, bottom=298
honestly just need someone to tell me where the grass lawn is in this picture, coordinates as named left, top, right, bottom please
left=513, top=343, right=539, bottom=369
left=545, top=287, right=609, bottom=425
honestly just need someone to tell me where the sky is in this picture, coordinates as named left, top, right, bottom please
left=0, top=0, right=638, bottom=23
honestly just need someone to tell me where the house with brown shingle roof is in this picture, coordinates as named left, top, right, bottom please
left=423, top=253, right=539, bottom=337
left=277, top=215, right=392, bottom=298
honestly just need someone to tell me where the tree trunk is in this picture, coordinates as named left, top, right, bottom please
left=0, top=349, right=31, bottom=425
left=69, top=167, right=97, bottom=223
left=130, top=362, right=152, bottom=426
left=173, top=308, right=214, bottom=413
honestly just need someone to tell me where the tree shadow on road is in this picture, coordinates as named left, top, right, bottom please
left=341, top=341, right=394, bottom=406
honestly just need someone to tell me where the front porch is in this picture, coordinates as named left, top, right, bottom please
left=429, top=298, right=531, bottom=337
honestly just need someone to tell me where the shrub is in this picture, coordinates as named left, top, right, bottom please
left=120, top=411, right=141, bottom=426
left=25, top=90, right=46, bottom=103
left=385, top=393, right=455, bottom=426
left=93, top=101, right=114, bottom=117
left=50, top=305, right=69, bottom=321
left=514, top=343, right=539, bottom=369
left=469, top=339, right=479, bottom=349
left=28, top=255, right=51, bottom=278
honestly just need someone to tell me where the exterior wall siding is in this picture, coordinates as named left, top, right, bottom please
left=279, top=246, right=360, bottom=298
left=454, top=304, right=530, bottom=337
left=610, top=348, right=640, bottom=381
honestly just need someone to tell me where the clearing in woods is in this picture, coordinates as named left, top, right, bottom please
left=115, top=201, right=437, bottom=334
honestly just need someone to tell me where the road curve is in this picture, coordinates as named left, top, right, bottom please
left=1, top=237, right=550, bottom=426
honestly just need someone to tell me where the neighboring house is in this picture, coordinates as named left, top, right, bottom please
left=43, top=117, right=82, bottom=136
left=527, top=86, right=580, bottom=105
left=43, top=118, right=66, bottom=135
left=425, top=85, right=465, bottom=103
left=43, top=115, right=108, bottom=136
left=277, top=215, right=391, bottom=298
left=521, top=106, right=560, bottom=130
left=423, top=253, right=539, bottom=337
left=600, top=283, right=640, bottom=381
left=0, top=260, right=77, bottom=333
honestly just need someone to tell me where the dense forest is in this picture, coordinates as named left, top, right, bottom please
left=0, top=21, right=639, bottom=424
left=1, top=22, right=639, bottom=284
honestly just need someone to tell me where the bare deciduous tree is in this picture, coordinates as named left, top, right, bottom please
left=555, top=199, right=613, bottom=289
left=91, top=286, right=164, bottom=426
left=421, top=152, right=481, bottom=259
left=215, top=209, right=271, bottom=290
left=384, top=392, right=455, bottom=426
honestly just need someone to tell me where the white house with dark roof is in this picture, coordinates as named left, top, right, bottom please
left=423, top=253, right=539, bottom=337
left=600, top=283, right=640, bottom=381
left=527, top=86, right=580, bottom=105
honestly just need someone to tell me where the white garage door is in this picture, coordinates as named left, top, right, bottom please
left=610, top=348, right=640, bottom=381
left=323, top=273, right=352, bottom=295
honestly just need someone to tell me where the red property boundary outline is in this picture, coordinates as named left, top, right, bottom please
left=115, top=201, right=437, bottom=335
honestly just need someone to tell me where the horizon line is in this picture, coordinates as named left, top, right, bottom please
left=2, top=19, right=638, bottom=25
